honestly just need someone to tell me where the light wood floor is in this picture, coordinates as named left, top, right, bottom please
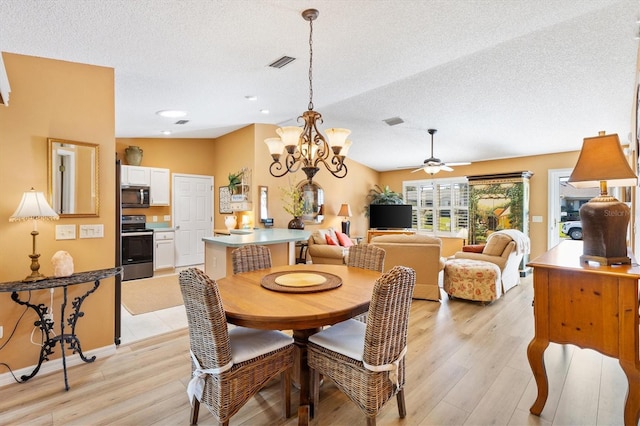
left=0, top=274, right=629, bottom=425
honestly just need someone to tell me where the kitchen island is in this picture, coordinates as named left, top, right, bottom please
left=202, top=228, right=311, bottom=279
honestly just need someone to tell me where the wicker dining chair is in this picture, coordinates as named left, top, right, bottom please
left=178, top=268, right=294, bottom=425
left=231, top=244, right=272, bottom=274
left=346, top=243, right=385, bottom=272
left=347, top=243, right=385, bottom=323
left=307, top=265, right=416, bottom=425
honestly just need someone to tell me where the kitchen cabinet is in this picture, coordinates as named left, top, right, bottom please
left=121, top=165, right=150, bottom=186
left=154, top=230, right=175, bottom=270
left=121, top=165, right=170, bottom=206
left=149, top=167, right=170, bottom=206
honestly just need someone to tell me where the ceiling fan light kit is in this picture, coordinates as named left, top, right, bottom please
left=411, top=128, right=470, bottom=175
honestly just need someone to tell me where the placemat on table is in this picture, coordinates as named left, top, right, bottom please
left=261, top=270, right=342, bottom=293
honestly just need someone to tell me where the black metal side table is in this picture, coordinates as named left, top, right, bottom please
left=295, top=241, right=309, bottom=264
left=0, top=267, right=122, bottom=390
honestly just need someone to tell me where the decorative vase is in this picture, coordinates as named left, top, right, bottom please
left=125, top=145, right=143, bottom=166
left=225, top=215, right=237, bottom=231
left=288, top=217, right=305, bottom=230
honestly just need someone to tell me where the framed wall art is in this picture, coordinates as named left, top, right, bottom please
left=219, top=186, right=232, bottom=213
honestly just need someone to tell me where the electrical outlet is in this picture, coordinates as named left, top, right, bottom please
left=163, top=215, right=171, bottom=222
left=0, top=326, right=3, bottom=339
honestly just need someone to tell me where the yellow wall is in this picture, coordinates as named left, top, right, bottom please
left=120, top=126, right=582, bottom=261
left=0, top=51, right=626, bottom=379
left=119, top=125, right=380, bottom=238
left=379, top=151, right=581, bottom=260
left=116, top=137, right=217, bottom=221
left=0, top=53, right=115, bottom=369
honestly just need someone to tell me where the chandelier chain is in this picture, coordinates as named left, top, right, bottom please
left=265, top=8, right=349, bottom=183
left=308, top=16, right=314, bottom=111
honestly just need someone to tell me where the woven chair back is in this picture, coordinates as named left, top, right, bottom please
left=232, top=244, right=272, bottom=274
left=346, top=243, right=386, bottom=272
left=178, top=268, right=232, bottom=369
left=363, top=265, right=415, bottom=366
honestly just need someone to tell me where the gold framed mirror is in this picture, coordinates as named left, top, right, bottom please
left=297, top=180, right=324, bottom=224
left=48, top=138, right=99, bottom=217
left=258, top=186, right=269, bottom=220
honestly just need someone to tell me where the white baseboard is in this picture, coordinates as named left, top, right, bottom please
left=0, top=344, right=116, bottom=388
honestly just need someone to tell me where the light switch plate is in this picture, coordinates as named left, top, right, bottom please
left=79, top=224, right=104, bottom=238
left=55, top=224, right=76, bottom=240
left=532, top=216, right=543, bottom=223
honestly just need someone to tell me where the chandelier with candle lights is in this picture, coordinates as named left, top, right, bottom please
left=264, top=9, right=351, bottom=183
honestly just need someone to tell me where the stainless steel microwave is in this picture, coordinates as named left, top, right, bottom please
left=121, top=186, right=150, bottom=208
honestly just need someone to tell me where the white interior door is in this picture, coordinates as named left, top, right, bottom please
left=172, top=174, right=213, bottom=267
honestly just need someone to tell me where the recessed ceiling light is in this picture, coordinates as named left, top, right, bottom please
left=245, top=95, right=258, bottom=101
left=156, top=110, right=187, bottom=118
left=260, top=109, right=270, bottom=114
left=161, top=130, right=172, bottom=135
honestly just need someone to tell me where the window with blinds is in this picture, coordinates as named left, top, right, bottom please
left=403, top=178, right=468, bottom=236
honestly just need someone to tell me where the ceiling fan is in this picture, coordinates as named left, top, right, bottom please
left=411, top=128, right=470, bottom=175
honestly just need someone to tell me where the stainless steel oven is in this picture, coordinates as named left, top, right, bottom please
left=122, top=215, right=154, bottom=281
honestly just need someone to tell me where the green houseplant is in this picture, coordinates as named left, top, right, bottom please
left=365, top=184, right=403, bottom=216
left=227, top=170, right=244, bottom=194
left=280, top=184, right=305, bottom=229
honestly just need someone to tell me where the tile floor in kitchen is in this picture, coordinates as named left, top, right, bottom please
left=119, top=265, right=201, bottom=344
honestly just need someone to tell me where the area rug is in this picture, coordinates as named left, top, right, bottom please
left=121, top=274, right=183, bottom=315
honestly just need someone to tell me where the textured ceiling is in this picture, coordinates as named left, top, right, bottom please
left=1, top=0, right=638, bottom=172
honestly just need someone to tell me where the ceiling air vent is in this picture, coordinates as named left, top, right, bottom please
left=383, top=117, right=404, bottom=126
left=269, top=56, right=296, bottom=69
left=174, top=119, right=189, bottom=125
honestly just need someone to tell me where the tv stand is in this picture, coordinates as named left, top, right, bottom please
left=367, top=229, right=415, bottom=243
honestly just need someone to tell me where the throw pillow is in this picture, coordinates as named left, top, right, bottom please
left=325, top=234, right=339, bottom=246
left=482, top=233, right=512, bottom=256
left=312, top=231, right=325, bottom=245
left=335, top=231, right=354, bottom=247
left=318, top=228, right=337, bottom=241
left=462, top=244, right=485, bottom=253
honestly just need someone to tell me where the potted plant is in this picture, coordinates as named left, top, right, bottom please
left=280, top=184, right=305, bottom=229
left=365, top=184, right=403, bottom=216
left=228, top=170, right=244, bottom=195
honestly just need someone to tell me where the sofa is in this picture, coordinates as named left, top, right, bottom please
left=307, top=228, right=355, bottom=264
left=370, top=234, right=445, bottom=301
left=451, top=229, right=530, bottom=295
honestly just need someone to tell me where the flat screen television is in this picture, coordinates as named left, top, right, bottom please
left=369, top=204, right=413, bottom=229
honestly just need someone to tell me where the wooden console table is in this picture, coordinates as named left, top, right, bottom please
left=527, top=241, right=640, bottom=425
left=0, top=267, right=122, bottom=390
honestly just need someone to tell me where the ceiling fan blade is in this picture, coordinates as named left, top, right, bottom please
left=446, top=161, right=471, bottom=166
left=410, top=167, right=425, bottom=173
left=440, top=165, right=454, bottom=172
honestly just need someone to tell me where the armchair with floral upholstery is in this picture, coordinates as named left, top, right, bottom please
left=452, top=229, right=530, bottom=294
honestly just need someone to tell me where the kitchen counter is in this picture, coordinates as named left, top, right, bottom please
left=203, top=228, right=310, bottom=247
left=203, top=228, right=311, bottom=279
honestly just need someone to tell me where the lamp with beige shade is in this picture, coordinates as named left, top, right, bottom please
left=568, top=131, right=637, bottom=265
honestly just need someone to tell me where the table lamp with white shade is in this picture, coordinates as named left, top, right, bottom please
left=9, top=188, right=59, bottom=281
left=567, top=132, right=637, bottom=265
left=456, top=227, right=469, bottom=245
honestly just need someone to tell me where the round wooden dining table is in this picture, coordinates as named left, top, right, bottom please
left=216, top=263, right=381, bottom=425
